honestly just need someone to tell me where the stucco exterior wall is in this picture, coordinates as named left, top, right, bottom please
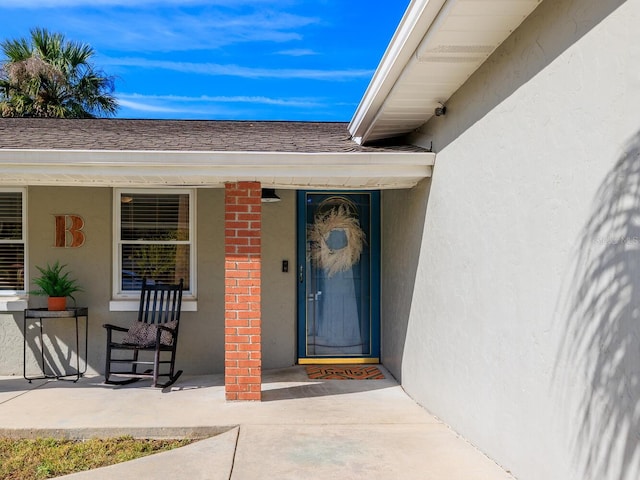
left=0, top=186, right=297, bottom=377
left=381, top=180, right=430, bottom=380
left=261, top=190, right=297, bottom=369
left=388, top=1, right=640, bottom=479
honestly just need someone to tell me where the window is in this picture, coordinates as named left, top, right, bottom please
left=0, top=188, right=26, bottom=295
left=114, top=189, right=194, bottom=297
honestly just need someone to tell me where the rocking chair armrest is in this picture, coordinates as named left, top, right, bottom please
left=156, top=324, right=177, bottom=340
left=156, top=324, right=177, bottom=333
left=103, top=323, right=129, bottom=333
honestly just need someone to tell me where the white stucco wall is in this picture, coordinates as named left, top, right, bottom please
left=386, top=0, right=640, bottom=479
left=0, top=186, right=297, bottom=377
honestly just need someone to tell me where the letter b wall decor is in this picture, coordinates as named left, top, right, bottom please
left=54, top=215, right=85, bottom=248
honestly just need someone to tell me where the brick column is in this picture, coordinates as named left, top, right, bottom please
left=224, top=181, right=262, bottom=401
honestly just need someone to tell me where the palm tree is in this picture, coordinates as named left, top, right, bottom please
left=0, top=28, right=118, bottom=118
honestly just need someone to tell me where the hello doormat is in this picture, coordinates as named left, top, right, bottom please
left=305, top=365, right=385, bottom=380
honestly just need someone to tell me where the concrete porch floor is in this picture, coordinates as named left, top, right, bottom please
left=0, top=366, right=514, bottom=479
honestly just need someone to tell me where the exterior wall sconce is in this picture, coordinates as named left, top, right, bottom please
left=435, top=103, right=447, bottom=116
left=261, top=188, right=281, bottom=203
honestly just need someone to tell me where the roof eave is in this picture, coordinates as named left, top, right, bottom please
left=0, top=149, right=435, bottom=190
left=349, top=0, right=542, bottom=145
left=348, top=0, right=448, bottom=145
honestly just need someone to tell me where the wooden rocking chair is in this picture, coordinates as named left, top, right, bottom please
left=103, top=278, right=184, bottom=387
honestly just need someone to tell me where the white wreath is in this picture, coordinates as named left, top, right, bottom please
left=309, top=199, right=366, bottom=277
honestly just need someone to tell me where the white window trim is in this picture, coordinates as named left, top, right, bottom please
left=109, top=299, right=198, bottom=312
left=111, top=188, right=197, bottom=307
left=0, top=187, right=27, bottom=311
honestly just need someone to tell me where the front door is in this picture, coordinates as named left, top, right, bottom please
left=297, top=191, right=380, bottom=363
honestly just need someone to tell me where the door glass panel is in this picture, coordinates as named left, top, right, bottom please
left=304, top=193, right=371, bottom=357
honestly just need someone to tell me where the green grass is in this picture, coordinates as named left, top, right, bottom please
left=0, top=436, right=194, bottom=480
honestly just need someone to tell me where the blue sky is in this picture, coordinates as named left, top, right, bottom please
left=0, top=1, right=408, bottom=121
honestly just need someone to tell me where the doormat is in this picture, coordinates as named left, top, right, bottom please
left=305, top=365, right=385, bottom=380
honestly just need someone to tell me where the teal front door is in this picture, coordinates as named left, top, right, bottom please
left=297, top=191, right=380, bottom=363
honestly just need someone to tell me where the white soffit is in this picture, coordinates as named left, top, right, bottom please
left=0, top=149, right=435, bottom=190
left=349, top=0, right=542, bottom=144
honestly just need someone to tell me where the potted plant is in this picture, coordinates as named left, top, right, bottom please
left=31, top=261, right=82, bottom=311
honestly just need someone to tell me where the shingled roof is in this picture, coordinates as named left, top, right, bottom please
left=0, top=118, right=425, bottom=153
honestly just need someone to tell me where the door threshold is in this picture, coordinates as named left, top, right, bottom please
left=298, top=358, right=380, bottom=365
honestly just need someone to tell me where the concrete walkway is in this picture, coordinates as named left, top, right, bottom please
left=0, top=366, right=513, bottom=479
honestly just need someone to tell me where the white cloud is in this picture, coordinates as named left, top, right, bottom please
left=1, top=0, right=284, bottom=8
left=119, top=93, right=320, bottom=107
left=116, top=92, right=318, bottom=118
left=117, top=99, right=183, bottom=113
left=275, top=49, right=318, bottom=57
left=62, top=9, right=317, bottom=53
left=3, top=3, right=318, bottom=53
left=106, top=57, right=372, bottom=80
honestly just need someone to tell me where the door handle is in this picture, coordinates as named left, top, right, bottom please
left=299, top=264, right=304, bottom=283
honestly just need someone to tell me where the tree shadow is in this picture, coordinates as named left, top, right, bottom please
left=22, top=316, right=87, bottom=380
left=558, top=131, right=640, bottom=480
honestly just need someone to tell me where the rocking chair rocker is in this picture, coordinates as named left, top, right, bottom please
left=103, top=278, right=184, bottom=387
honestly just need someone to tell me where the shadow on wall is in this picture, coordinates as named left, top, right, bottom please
left=381, top=178, right=431, bottom=381
left=558, top=132, right=640, bottom=480
left=23, top=319, right=85, bottom=379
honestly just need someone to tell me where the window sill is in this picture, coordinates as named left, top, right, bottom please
left=109, top=300, right=198, bottom=312
left=0, top=297, right=28, bottom=312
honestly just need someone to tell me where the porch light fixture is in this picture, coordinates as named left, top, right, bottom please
left=261, top=188, right=281, bottom=203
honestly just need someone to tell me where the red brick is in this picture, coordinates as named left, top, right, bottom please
left=238, top=295, right=260, bottom=303
left=238, top=376, right=260, bottom=384
left=226, top=302, right=250, bottom=311
left=227, top=221, right=249, bottom=229
left=227, top=319, right=249, bottom=328
left=236, top=262, right=258, bottom=270
left=236, top=246, right=261, bottom=255
left=238, top=360, right=261, bottom=368
left=226, top=287, right=250, bottom=295
left=226, top=383, right=248, bottom=392
left=238, top=213, right=261, bottom=221
left=237, top=279, right=260, bottom=286
left=237, top=327, right=261, bottom=336
left=226, top=351, right=250, bottom=360
left=238, top=392, right=261, bottom=401
left=226, top=237, right=249, bottom=245
left=226, top=335, right=250, bottom=343
left=225, top=270, right=250, bottom=279
left=225, top=204, right=250, bottom=213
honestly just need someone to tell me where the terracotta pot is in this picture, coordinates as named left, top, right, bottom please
left=48, top=297, right=67, bottom=311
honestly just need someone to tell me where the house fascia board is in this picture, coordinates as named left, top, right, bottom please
left=349, top=0, right=541, bottom=145
left=348, top=0, right=447, bottom=144
left=0, top=149, right=434, bottom=190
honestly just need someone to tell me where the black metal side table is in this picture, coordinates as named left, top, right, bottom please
left=23, top=307, right=88, bottom=382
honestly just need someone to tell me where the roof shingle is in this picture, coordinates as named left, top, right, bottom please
left=0, top=118, right=426, bottom=153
